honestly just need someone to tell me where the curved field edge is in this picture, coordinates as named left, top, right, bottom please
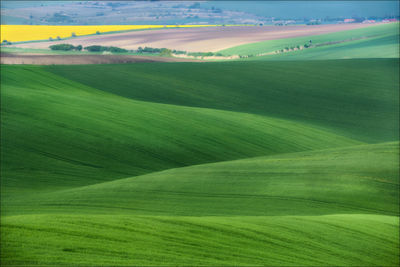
left=5, top=142, right=398, bottom=216
left=1, top=214, right=398, bottom=266
left=248, top=33, right=399, bottom=61
left=218, top=23, right=399, bottom=58
left=1, top=65, right=361, bottom=191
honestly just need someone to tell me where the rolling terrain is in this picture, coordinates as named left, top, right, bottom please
left=8, top=24, right=373, bottom=52
left=1, top=58, right=399, bottom=266
left=46, top=59, right=399, bottom=142
left=220, top=23, right=399, bottom=60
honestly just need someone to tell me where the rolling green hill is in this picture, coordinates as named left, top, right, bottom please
left=1, top=59, right=398, bottom=266
left=1, top=65, right=360, bottom=192
left=250, top=33, right=399, bottom=61
left=46, top=59, right=399, bottom=142
left=2, top=143, right=399, bottom=266
left=219, top=23, right=399, bottom=60
left=4, top=142, right=398, bottom=216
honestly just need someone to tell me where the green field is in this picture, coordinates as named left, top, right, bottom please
left=220, top=23, right=399, bottom=60
left=1, top=59, right=399, bottom=266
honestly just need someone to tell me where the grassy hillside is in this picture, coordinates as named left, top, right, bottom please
left=1, top=59, right=398, bottom=266
left=251, top=33, right=398, bottom=61
left=2, top=214, right=398, bottom=266
left=1, top=65, right=359, bottom=192
left=2, top=143, right=399, bottom=265
left=46, top=59, right=399, bottom=142
left=219, top=23, right=399, bottom=59
left=4, top=142, right=398, bottom=216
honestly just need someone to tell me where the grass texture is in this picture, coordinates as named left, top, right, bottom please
left=1, top=59, right=398, bottom=266
left=46, top=59, right=399, bottom=142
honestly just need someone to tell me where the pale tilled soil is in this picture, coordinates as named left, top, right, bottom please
left=8, top=24, right=374, bottom=52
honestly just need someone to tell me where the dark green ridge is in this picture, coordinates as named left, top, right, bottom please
left=45, top=59, right=399, bottom=143
left=1, top=65, right=359, bottom=192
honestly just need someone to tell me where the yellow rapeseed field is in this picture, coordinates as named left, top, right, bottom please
left=0, top=25, right=215, bottom=43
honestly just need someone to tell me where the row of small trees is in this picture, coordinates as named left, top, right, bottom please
left=48, top=43, right=223, bottom=58
left=49, top=44, right=82, bottom=51
left=49, top=44, right=129, bottom=53
left=275, top=40, right=313, bottom=54
left=85, top=45, right=128, bottom=53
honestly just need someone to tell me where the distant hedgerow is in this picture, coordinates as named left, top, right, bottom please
left=49, top=44, right=82, bottom=51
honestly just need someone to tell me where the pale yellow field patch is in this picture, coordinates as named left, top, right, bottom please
left=0, top=25, right=216, bottom=43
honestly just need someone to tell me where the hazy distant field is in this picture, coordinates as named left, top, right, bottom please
left=220, top=22, right=399, bottom=60
left=7, top=23, right=373, bottom=52
left=1, top=23, right=397, bottom=65
left=1, top=57, right=398, bottom=265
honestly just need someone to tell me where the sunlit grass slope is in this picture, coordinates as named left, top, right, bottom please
left=0, top=24, right=215, bottom=43
left=251, top=33, right=399, bottom=61
left=2, top=214, right=398, bottom=266
left=6, top=142, right=397, bottom=216
left=1, top=65, right=359, bottom=192
left=2, top=142, right=399, bottom=266
left=219, top=23, right=399, bottom=59
left=1, top=60, right=398, bottom=266
left=46, top=59, right=399, bottom=142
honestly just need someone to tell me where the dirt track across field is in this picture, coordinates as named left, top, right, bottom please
left=9, top=24, right=375, bottom=52
left=0, top=53, right=198, bottom=65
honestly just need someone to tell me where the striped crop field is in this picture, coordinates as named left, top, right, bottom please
left=0, top=24, right=216, bottom=43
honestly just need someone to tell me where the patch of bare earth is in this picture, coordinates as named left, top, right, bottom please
left=0, top=53, right=198, bottom=65
left=9, top=24, right=376, bottom=52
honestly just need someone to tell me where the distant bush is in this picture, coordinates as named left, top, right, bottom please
left=108, top=46, right=128, bottom=53
left=160, top=48, right=172, bottom=56
left=187, top=52, right=214, bottom=57
left=84, top=45, right=128, bottom=53
left=172, top=49, right=186, bottom=55
left=1, top=40, right=12, bottom=45
left=136, top=47, right=173, bottom=54
left=96, top=31, right=101, bottom=35
left=49, top=44, right=81, bottom=51
left=71, top=32, right=76, bottom=37
left=84, top=45, right=102, bottom=52
left=142, top=47, right=162, bottom=53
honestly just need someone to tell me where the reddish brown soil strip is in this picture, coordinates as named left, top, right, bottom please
left=0, top=53, right=198, bottom=65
